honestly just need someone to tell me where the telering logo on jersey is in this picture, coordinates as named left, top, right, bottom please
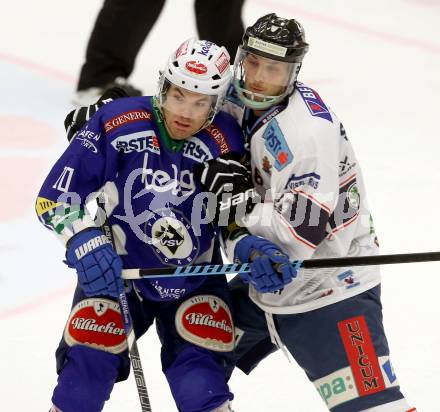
left=142, top=152, right=195, bottom=197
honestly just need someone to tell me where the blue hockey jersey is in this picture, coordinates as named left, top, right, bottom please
left=36, top=96, right=245, bottom=301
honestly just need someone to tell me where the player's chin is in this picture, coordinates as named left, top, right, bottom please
left=171, top=123, right=202, bottom=140
left=170, top=127, right=193, bottom=140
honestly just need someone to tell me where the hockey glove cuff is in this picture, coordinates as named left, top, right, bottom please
left=65, top=229, right=124, bottom=298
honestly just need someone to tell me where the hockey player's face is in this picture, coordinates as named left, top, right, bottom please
left=162, top=85, right=214, bottom=139
left=242, top=53, right=290, bottom=99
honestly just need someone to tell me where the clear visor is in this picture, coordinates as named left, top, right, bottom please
left=233, top=47, right=300, bottom=110
left=158, top=80, right=218, bottom=138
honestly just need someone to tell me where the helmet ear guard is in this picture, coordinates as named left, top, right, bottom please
left=233, top=13, right=309, bottom=110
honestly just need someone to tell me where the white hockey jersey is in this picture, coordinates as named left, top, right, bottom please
left=222, top=83, right=381, bottom=314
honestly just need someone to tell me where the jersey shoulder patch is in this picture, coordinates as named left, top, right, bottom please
left=295, top=82, right=333, bottom=123
left=263, top=118, right=293, bottom=171
left=203, top=110, right=245, bottom=157
left=100, top=96, right=155, bottom=135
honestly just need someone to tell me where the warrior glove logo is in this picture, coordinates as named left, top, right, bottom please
left=74, top=234, right=111, bottom=259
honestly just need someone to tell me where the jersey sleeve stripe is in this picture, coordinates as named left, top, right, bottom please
left=292, top=189, right=332, bottom=214
left=279, top=214, right=317, bottom=249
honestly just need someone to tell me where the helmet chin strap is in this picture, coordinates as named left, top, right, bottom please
left=236, top=79, right=291, bottom=111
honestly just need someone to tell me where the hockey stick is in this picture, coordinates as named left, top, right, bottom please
left=121, top=251, right=440, bottom=279
left=97, top=195, right=152, bottom=411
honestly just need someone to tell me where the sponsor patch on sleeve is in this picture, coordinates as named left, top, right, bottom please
left=263, top=119, right=293, bottom=171
left=64, top=298, right=127, bottom=354
left=205, top=124, right=230, bottom=154
left=284, top=172, right=321, bottom=191
left=104, top=110, right=152, bottom=134
left=175, top=295, right=234, bottom=352
left=296, top=83, right=333, bottom=123
left=35, top=197, right=61, bottom=216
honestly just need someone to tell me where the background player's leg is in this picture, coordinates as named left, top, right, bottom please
left=228, top=276, right=278, bottom=374
left=77, top=0, right=165, bottom=93
left=194, top=0, right=245, bottom=57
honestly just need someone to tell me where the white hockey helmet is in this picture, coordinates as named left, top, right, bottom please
left=157, top=38, right=232, bottom=128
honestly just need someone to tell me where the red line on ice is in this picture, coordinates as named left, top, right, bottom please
left=0, top=52, right=75, bottom=83
left=0, top=284, right=74, bottom=320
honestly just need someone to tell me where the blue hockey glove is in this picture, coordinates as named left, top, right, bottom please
left=65, top=229, right=124, bottom=298
left=235, top=235, right=299, bottom=293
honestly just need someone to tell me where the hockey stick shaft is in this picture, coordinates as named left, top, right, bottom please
left=121, top=251, right=440, bottom=279
left=96, top=196, right=152, bottom=412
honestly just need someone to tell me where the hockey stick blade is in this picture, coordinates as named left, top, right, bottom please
left=121, top=251, right=440, bottom=280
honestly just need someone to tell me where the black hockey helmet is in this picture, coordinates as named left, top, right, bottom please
left=232, top=14, right=309, bottom=110
left=242, top=13, right=309, bottom=63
